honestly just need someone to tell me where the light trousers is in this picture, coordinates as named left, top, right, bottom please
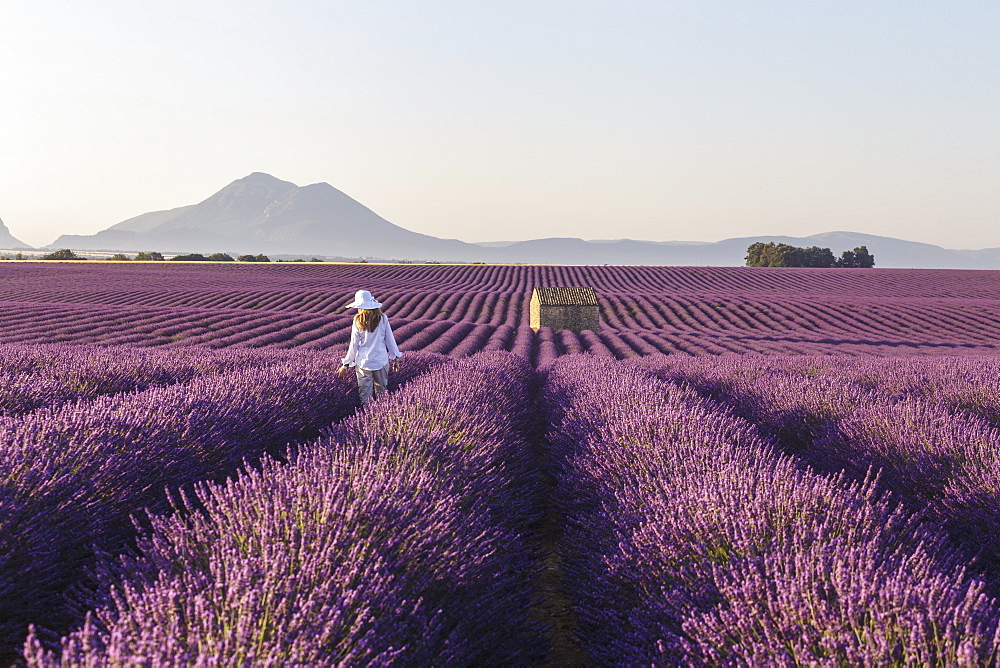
left=356, top=365, right=389, bottom=406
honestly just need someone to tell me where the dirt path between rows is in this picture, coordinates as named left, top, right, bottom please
left=531, top=507, right=590, bottom=667
left=527, top=382, right=590, bottom=667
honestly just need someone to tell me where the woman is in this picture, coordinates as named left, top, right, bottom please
left=337, top=289, right=402, bottom=406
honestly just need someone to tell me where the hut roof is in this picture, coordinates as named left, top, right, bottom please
left=532, top=286, right=598, bottom=306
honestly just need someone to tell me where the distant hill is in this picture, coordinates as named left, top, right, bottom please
left=49, top=172, right=477, bottom=260
left=458, top=232, right=1000, bottom=268
left=490, top=232, right=1000, bottom=269
left=46, top=173, right=1000, bottom=268
left=0, top=218, right=31, bottom=249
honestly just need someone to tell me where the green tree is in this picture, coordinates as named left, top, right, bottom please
left=745, top=242, right=768, bottom=266
left=108, top=253, right=131, bottom=261
left=787, top=245, right=836, bottom=268
left=207, top=252, right=235, bottom=262
left=745, top=242, right=797, bottom=267
left=855, top=246, right=875, bottom=268
left=134, top=251, right=164, bottom=261
left=837, top=246, right=876, bottom=268
left=171, top=253, right=208, bottom=261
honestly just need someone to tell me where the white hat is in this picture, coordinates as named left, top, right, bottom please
left=345, top=289, right=382, bottom=309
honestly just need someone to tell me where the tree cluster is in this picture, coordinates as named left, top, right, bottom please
left=40, top=249, right=87, bottom=260
left=745, top=242, right=875, bottom=268
left=170, top=253, right=248, bottom=262
left=125, top=251, right=270, bottom=262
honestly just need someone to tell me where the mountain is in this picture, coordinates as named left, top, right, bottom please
left=47, top=173, right=1000, bottom=268
left=49, top=173, right=477, bottom=259
left=0, top=218, right=31, bottom=249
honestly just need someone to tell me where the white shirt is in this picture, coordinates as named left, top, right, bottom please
left=341, top=315, right=402, bottom=370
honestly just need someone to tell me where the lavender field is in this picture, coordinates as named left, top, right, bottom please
left=5, top=262, right=1000, bottom=665
left=4, top=262, right=1000, bottom=357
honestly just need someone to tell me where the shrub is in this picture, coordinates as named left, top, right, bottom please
left=108, top=254, right=131, bottom=261
left=170, top=253, right=208, bottom=262
left=207, top=253, right=235, bottom=262
left=133, top=251, right=164, bottom=261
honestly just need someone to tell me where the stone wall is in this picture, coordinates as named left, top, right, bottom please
left=530, top=302, right=599, bottom=333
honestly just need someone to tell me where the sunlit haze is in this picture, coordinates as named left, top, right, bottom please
left=2, top=0, right=998, bottom=249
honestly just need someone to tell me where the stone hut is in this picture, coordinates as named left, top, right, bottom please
left=529, top=287, right=599, bottom=333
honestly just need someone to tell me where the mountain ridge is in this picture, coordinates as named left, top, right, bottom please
left=46, top=173, right=1000, bottom=268
left=0, top=218, right=32, bottom=249
left=51, top=172, right=477, bottom=260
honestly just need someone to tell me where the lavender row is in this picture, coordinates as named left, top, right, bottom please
left=634, top=355, right=1000, bottom=581
left=630, top=355, right=873, bottom=453
left=0, top=343, right=311, bottom=417
left=629, top=354, right=1000, bottom=453
left=752, top=355, right=1000, bottom=429
left=639, top=355, right=1000, bottom=428
left=28, top=352, right=546, bottom=665
left=0, top=350, right=449, bottom=656
left=0, top=341, right=449, bottom=418
left=543, top=355, right=1000, bottom=665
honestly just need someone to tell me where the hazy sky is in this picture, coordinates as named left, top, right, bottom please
left=2, top=1, right=998, bottom=249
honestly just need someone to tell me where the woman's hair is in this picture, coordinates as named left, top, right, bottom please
left=354, top=308, right=383, bottom=333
